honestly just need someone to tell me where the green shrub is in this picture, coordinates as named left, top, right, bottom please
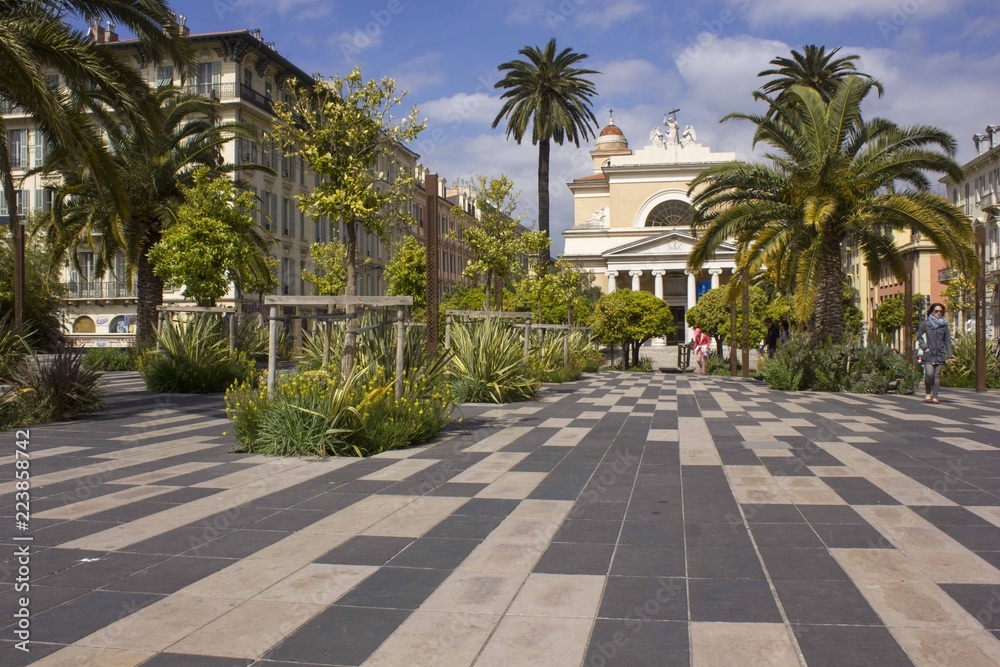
left=81, top=347, right=138, bottom=372
left=941, top=336, right=1000, bottom=389
left=761, top=338, right=919, bottom=394
left=625, top=356, right=655, bottom=373
left=527, top=332, right=584, bottom=384
left=0, top=315, right=30, bottom=381
left=705, top=354, right=741, bottom=376
left=140, top=314, right=254, bottom=393
left=449, top=318, right=538, bottom=403
left=1, top=348, right=105, bottom=427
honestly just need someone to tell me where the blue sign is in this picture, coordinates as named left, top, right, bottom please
left=696, top=280, right=712, bottom=300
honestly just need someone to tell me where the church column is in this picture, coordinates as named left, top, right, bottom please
left=606, top=270, right=619, bottom=293
left=709, top=268, right=722, bottom=290
left=685, top=269, right=698, bottom=342
left=652, top=270, right=665, bottom=299
left=629, top=269, right=643, bottom=291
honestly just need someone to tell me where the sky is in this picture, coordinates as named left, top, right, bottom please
left=170, top=0, right=997, bottom=254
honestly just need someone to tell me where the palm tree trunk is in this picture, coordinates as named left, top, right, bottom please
left=342, top=220, right=358, bottom=379
left=812, top=235, right=846, bottom=344
left=537, top=139, right=551, bottom=265
left=1, top=166, right=24, bottom=326
left=135, top=231, right=164, bottom=350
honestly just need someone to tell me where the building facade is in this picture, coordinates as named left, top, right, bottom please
left=940, top=128, right=1000, bottom=339
left=562, top=114, right=737, bottom=343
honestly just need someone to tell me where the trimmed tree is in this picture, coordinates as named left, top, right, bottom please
left=592, top=290, right=675, bottom=370
left=385, top=236, right=427, bottom=320
left=873, top=296, right=905, bottom=345
left=303, top=241, right=348, bottom=297
left=686, top=285, right=767, bottom=359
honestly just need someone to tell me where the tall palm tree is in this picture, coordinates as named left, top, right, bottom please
left=688, top=77, right=976, bottom=344
left=758, top=45, right=883, bottom=112
left=37, top=88, right=261, bottom=349
left=492, top=39, right=599, bottom=263
left=1, top=0, right=189, bottom=325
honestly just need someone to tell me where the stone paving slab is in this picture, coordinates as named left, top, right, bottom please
left=1, top=371, right=1000, bottom=665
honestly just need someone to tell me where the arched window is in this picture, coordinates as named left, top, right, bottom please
left=645, top=200, right=693, bottom=227
left=73, top=316, right=96, bottom=333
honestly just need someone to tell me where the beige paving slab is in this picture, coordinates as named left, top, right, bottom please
left=449, top=452, right=529, bottom=484
left=487, top=516, right=563, bottom=545
left=540, top=417, right=574, bottom=428
left=0, top=445, right=89, bottom=467
left=300, top=494, right=417, bottom=535
left=174, top=557, right=306, bottom=599
left=760, top=421, right=801, bottom=437
left=775, top=475, right=846, bottom=505
left=358, top=457, right=438, bottom=481
left=472, top=615, right=592, bottom=667
left=464, top=427, right=534, bottom=452
left=167, top=599, right=325, bottom=658
left=245, top=531, right=352, bottom=564
left=578, top=410, right=606, bottom=420
left=890, top=627, right=1000, bottom=667
left=543, top=427, right=590, bottom=447
left=60, top=462, right=343, bottom=551
left=820, top=443, right=955, bottom=506
left=475, top=471, right=547, bottom=499
left=420, top=570, right=528, bottom=615
left=856, top=581, right=984, bottom=629
left=118, top=410, right=214, bottom=431
left=902, top=549, right=1000, bottom=584
left=36, top=484, right=181, bottom=520
left=647, top=429, right=679, bottom=442
left=75, top=596, right=242, bottom=650
left=506, top=573, right=604, bottom=618
left=689, top=622, right=800, bottom=667
left=29, top=647, right=154, bottom=667
left=86, top=436, right=218, bottom=461
left=968, top=506, right=1000, bottom=527
left=856, top=506, right=975, bottom=553
left=255, top=563, right=377, bottom=604
left=365, top=611, right=500, bottom=667
left=832, top=549, right=931, bottom=583
left=509, top=499, right=574, bottom=520
left=459, top=539, right=548, bottom=574
left=936, top=436, right=997, bottom=451
left=361, top=496, right=467, bottom=537
left=192, top=458, right=307, bottom=489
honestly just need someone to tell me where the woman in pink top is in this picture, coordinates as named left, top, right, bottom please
left=692, top=327, right=711, bottom=376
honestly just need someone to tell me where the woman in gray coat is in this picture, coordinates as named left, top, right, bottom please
left=916, top=302, right=952, bottom=403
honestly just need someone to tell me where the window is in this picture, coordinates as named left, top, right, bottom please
left=300, top=210, right=305, bottom=238
left=243, top=67, right=253, bottom=90
left=282, top=197, right=289, bottom=235
left=299, top=157, right=305, bottom=185
left=155, top=65, right=173, bottom=88
left=299, top=259, right=305, bottom=296
left=261, top=190, right=271, bottom=230
left=33, top=130, right=48, bottom=168
left=34, top=189, right=52, bottom=213
left=196, top=61, right=221, bottom=97
left=8, top=130, right=27, bottom=169
left=264, top=81, right=273, bottom=101
left=645, top=200, right=694, bottom=227
left=281, top=257, right=290, bottom=294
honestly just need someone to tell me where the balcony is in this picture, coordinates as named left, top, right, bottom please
left=239, top=84, right=274, bottom=115
left=180, top=82, right=237, bottom=101
left=938, top=266, right=959, bottom=283
left=63, top=281, right=137, bottom=300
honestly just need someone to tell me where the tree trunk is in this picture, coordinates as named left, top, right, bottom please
left=484, top=270, right=492, bottom=311
left=631, top=340, right=641, bottom=367
left=812, top=234, right=847, bottom=345
left=1, top=166, right=24, bottom=325
left=621, top=341, right=628, bottom=371
left=342, top=220, right=358, bottom=379
left=537, top=139, right=551, bottom=265
left=135, top=230, right=165, bottom=350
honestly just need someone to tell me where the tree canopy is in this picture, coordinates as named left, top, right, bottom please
left=591, top=290, right=675, bottom=370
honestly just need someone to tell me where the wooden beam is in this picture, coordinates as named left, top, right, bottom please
left=264, top=296, right=413, bottom=307
left=445, top=309, right=533, bottom=319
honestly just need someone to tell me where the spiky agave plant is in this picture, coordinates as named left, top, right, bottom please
left=449, top=318, right=538, bottom=403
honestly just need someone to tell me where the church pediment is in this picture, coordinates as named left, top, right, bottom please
left=602, top=231, right=735, bottom=258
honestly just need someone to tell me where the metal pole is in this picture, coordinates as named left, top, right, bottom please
left=730, top=298, right=738, bottom=377
left=395, top=307, right=405, bottom=399
left=903, top=258, right=914, bottom=364
left=976, top=225, right=987, bottom=392
left=741, top=280, right=750, bottom=378
left=267, top=305, right=278, bottom=399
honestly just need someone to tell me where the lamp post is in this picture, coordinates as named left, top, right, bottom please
left=975, top=222, right=987, bottom=392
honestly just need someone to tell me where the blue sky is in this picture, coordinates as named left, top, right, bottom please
left=173, top=0, right=997, bottom=254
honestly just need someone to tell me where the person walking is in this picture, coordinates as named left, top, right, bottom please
left=916, top=302, right=952, bottom=404
left=779, top=320, right=791, bottom=345
left=763, top=318, right=780, bottom=359
left=692, top=327, right=711, bottom=376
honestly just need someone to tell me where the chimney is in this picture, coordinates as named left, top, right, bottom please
left=89, top=20, right=106, bottom=44
left=106, top=20, right=118, bottom=43
left=438, top=177, right=447, bottom=198
left=177, top=14, right=190, bottom=37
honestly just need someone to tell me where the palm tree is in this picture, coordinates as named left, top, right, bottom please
left=688, top=77, right=976, bottom=344
left=1, top=0, right=188, bottom=325
left=492, top=39, right=599, bottom=263
left=758, top=45, right=883, bottom=111
left=37, top=88, right=262, bottom=349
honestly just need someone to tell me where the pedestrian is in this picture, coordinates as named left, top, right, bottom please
left=763, top=318, right=780, bottom=359
left=691, top=327, right=711, bottom=376
left=916, top=302, right=952, bottom=404
left=779, top=319, right=791, bottom=345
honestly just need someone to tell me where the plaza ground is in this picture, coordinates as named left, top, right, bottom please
left=1, top=371, right=1000, bottom=666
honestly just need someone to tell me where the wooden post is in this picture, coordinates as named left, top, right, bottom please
left=563, top=330, right=569, bottom=367
left=229, top=310, right=237, bottom=355
left=395, top=307, right=405, bottom=399
left=156, top=310, right=164, bottom=352
left=425, top=173, right=440, bottom=352
left=741, top=280, right=750, bottom=379
left=523, top=322, right=530, bottom=363
left=730, top=298, right=738, bottom=377
left=267, top=305, right=278, bottom=399
left=445, top=313, right=452, bottom=349
left=322, top=318, right=331, bottom=368
left=976, top=225, right=987, bottom=392
left=903, top=258, right=914, bottom=364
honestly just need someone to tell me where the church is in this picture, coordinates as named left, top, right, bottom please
left=562, top=112, right=739, bottom=344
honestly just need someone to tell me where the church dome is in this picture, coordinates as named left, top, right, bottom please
left=594, top=112, right=629, bottom=152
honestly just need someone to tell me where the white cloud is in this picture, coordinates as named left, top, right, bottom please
left=573, top=0, right=648, bottom=28
left=591, top=58, right=671, bottom=98
left=419, top=92, right=503, bottom=131
left=745, top=0, right=954, bottom=26
left=506, top=0, right=649, bottom=31
left=390, top=51, right=445, bottom=95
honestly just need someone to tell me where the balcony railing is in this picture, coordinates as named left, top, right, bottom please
left=938, top=267, right=959, bottom=283
left=239, top=84, right=274, bottom=114
left=63, top=281, right=136, bottom=299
